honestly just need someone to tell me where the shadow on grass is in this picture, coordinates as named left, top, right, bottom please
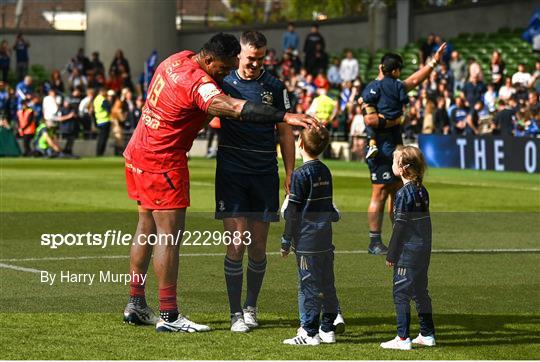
left=261, top=314, right=540, bottom=347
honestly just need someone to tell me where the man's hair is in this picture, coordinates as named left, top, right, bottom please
left=301, top=126, right=330, bottom=157
left=201, top=33, right=240, bottom=59
left=395, top=145, right=427, bottom=187
left=381, top=53, right=403, bottom=76
left=240, top=31, right=267, bottom=49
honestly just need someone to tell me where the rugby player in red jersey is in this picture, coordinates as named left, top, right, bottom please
left=122, top=33, right=318, bottom=333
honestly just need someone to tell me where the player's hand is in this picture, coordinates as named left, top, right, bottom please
left=433, top=42, right=447, bottom=64
left=280, top=236, right=291, bottom=258
left=284, top=173, right=292, bottom=194
left=283, top=113, right=320, bottom=129
left=386, top=260, right=394, bottom=267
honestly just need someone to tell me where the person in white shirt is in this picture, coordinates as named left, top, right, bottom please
left=512, top=63, right=532, bottom=87
left=498, top=77, right=516, bottom=101
left=339, top=50, right=359, bottom=83
left=42, top=88, right=59, bottom=123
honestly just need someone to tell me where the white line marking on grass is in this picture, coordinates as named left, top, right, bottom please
left=0, top=248, right=538, bottom=264
left=0, top=262, right=42, bottom=273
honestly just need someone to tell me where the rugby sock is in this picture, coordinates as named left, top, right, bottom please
left=159, top=284, right=178, bottom=322
left=245, top=256, right=267, bottom=308
left=129, top=280, right=147, bottom=307
left=369, top=230, right=382, bottom=245
left=224, top=256, right=243, bottom=315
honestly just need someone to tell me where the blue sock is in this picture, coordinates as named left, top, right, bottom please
left=245, top=256, right=267, bottom=308
left=369, top=230, right=382, bottom=245
left=224, top=256, right=243, bottom=315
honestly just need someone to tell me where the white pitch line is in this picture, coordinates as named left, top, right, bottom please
left=0, top=262, right=42, bottom=273
left=0, top=248, right=539, bottom=264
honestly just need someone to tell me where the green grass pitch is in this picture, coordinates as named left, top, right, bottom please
left=0, top=157, right=539, bottom=359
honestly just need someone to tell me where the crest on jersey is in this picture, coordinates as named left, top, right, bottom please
left=261, top=91, right=273, bottom=105
left=218, top=200, right=226, bottom=212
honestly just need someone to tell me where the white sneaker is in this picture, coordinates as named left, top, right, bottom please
left=123, top=302, right=159, bottom=325
left=318, top=328, right=336, bottom=343
left=230, top=312, right=250, bottom=333
left=283, top=329, right=321, bottom=346
left=412, top=333, right=436, bottom=346
left=380, top=336, right=412, bottom=350
left=243, top=306, right=258, bottom=328
left=155, top=315, right=211, bottom=333
left=333, top=313, right=345, bottom=334
left=366, top=144, right=379, bottom=159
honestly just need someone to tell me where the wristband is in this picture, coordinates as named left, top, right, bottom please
left=241, top=101, right=286, bottom=123
left=428, top=59, right=437, bottom=69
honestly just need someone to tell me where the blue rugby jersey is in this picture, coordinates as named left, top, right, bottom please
left=283, top=159, right=339, bottom=254
left=387, top=182, right=432, bottom=267
left=218, top=70, right=290, bottom=174
left=362, top=76, right=408, bottom=121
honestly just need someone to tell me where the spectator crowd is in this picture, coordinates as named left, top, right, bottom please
left=0, top=26, right=539, bottom=159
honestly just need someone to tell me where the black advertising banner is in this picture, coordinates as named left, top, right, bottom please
left=418, top=135, right=540, bottom=173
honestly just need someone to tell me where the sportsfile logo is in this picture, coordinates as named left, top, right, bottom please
left=40, top=230, right=252, bottom=249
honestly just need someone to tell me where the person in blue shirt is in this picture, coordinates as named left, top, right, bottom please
left=15, top=75, right=33, bottom=110
left=362, top=53, right=409, bottom=160
left=360, top=43, right=445, bottom=258
left=380, top=145, right=436, bottom=350
left=216, top=31, right=296, bottom=333
left=282, top=22, right=300, bottom=53
left=13, top=33, right=30, bottom=81
left=281, top=126, right=340, bottom=346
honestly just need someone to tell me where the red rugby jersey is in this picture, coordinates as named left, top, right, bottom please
left=124, top=50, right=222, bottom=172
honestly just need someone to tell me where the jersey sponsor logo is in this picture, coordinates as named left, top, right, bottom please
left=142, top=113, right=161, bottom=130
left=382, top=172, right=391, bottom=180
left=261, top=90, right=273, bottom=105
left=198, top=83, right=220, bottom=102
left=371, top=173, right=377, bottom=181
left=370, top=89, right=376, bottom=95
left=283, top=89, right=291, bottom=110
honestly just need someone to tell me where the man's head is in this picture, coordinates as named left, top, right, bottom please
left=518, top=63, right=527, bottom=73
left=451, top=50, right=460, bottom=61
left=300, top=126, right=329, bottom=158
left=310, top=24, right=319, bottom=33
left=238, top=31, right=267, bottom=79
left=380, top=53, right=403, bottom=78
left=345, top=50, right=353, bottom=59
left=24, top=75, right=32, bottom=86
left=529, top=91, right=538, bottom=105
left=199, top=33, right=240, bottom=82
left=287, top=22, right=294, bottom=32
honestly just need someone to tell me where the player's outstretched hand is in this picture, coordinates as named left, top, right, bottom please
left=433, top=42, right=447, bottom=64
left=283, top=113, right=320, bottom=129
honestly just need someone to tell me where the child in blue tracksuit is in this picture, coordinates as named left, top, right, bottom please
left=380, top=145, right=436, bottom=350
left=280, top=126, right=340, bottom=346
left=362, top=53, right=409, bottom=159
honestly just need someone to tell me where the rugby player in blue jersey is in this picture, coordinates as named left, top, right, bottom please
left=362, top=43, right=446, bottom=255
left=216, top=31, right=296, bottom=333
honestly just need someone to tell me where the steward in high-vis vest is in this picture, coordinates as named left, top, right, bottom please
left=17, top=99, right=36, bottom=156
left=93, top=88, right=112, bottom=156
left=33, top=121, right=62, bottom=157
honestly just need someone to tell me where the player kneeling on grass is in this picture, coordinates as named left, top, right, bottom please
left=280, top=126, right=340, bottom=346
left=380, top=146, right=436, bottom=350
